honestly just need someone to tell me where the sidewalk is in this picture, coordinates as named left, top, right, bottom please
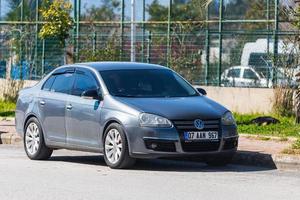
left=234, top=136, right=300, bottom=171
left=1, top=118, right=299, bottom=170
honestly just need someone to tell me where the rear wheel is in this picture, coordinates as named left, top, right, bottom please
left=24, top=117, right=53, bottom=160
left=103, top=123, right=136, bottom=169
left=205, top=153, right=235, bottom=167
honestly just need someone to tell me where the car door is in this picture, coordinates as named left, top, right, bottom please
left=65, top=68, right=102, bottom=148
left=225, top=68, right=241, bottom=87
left=242, top=68, right=260, bottom=87
left=38, top=68, right=75, bottom=143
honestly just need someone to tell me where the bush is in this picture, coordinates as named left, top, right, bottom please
left=273, top=87, right=294, bottom=117
left=0, top=100, right=16, bottom=117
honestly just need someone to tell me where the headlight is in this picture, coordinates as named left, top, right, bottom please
left=222, top=112, right=236, bottom=126
left=139, top=113, right=172, bottom=128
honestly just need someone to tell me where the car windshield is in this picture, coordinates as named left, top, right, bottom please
left=100, top=69, right=198, bottom=98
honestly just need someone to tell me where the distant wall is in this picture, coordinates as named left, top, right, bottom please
left=198, top=86, right=274, bottom=114
left=0, top=79, right=38, bottom=99
left=0, top=79, right=274, bottom=114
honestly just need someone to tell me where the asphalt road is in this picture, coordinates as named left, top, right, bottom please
left=0, top=145, right=300, bottom=200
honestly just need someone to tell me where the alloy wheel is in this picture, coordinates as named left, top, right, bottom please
left=105, top=129, right=123, bottom=164
left=25, top=122, right=40, bottom=156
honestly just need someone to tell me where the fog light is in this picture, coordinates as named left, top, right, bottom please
left=150, top=143, right=158, bottom=149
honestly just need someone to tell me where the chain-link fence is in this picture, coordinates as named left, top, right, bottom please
left=0, top=0, right=299, bottom=88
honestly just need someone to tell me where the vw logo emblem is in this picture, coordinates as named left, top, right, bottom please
left=194, top=119, right=204, bottom=130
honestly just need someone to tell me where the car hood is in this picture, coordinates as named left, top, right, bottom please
left=114, top=96, right=228, bottom=120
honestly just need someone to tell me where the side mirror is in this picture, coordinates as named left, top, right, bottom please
left=196, top=88, right=207, bottom=96
left=82, top=89, right=102, bottom=100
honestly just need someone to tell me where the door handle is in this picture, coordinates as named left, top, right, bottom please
left=66, top=104, right=73, bottom=110
left=40, top=100, right=45, bottom=106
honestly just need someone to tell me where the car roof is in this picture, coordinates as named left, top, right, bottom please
left=75, top=62, right=168, bottom=71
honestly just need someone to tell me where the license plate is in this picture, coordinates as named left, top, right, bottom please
left=183, top=131, right=218, bottom=141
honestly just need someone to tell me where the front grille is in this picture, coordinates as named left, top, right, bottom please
left=173, top=119, right=221, bottom=152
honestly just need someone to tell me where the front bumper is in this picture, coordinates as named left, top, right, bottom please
left=124, top=125, right=238, bottom=159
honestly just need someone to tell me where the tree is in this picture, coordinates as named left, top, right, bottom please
left=146, top=0, right=208, bottom=83
left=81, top=0, right=120, bottom=21
left=5, top=0, right=33, bottom=21
left=39, top=0, right=73, bottom=46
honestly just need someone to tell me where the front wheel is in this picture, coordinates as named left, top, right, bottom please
left=103, top=123, right=136, bottom=169
left=24, top=117, right=53, bottom=160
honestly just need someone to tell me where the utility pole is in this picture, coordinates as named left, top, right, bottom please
left=131, top=0, right=136, bottom=62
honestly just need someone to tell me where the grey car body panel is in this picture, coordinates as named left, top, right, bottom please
left=16, top=62, right=238, bottom=157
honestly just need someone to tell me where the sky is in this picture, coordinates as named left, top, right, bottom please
left=0, top=0, right=296, bottom=20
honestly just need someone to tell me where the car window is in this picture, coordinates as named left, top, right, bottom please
left=72, top=70, right=98, bottom=97
left=50, top=73, right=74, bottom=94
left=42, top=76, right=56, bottom=91
left=243, top=69, right=258, bottom=80
left=100, top=69, right=198, bottom=98
left=227, top=69, right=240, bottom=78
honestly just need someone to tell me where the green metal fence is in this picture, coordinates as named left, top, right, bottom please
left=0, top=0, right=299, bottom=88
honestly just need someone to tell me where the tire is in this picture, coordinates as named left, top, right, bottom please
left=24, top=117, right=53, bottom=160
left=103, top=123, right=136, bottom=169
left=205, top=153, right=235, bottom=167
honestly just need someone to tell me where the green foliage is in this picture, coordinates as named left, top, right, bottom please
left=0, top=101, right=16, bottom=117
left=5, top=0, right=31, bottom=21
left=234, top=113, right=300, bottom=138
left=147, top=0, right=207, bottom=21
left=293, top=6, right=300, bottom=31
left=39, top=0, right=73, bottom=46
left=292, top=139, right=300, bottom=150
left=79, top=39, right=120, bottom=62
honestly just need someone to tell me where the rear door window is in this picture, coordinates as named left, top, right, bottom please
left=42, top=76, right=56, bottom=91
left=51, top=73, right=74, bottom=94
left=227, top=69, right=241, bottom=78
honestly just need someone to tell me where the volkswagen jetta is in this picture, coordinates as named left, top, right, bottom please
left=15, top=62, right=238, bottom=169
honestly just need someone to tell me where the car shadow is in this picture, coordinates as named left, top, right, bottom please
left=48, top=153, right=276, bottom=173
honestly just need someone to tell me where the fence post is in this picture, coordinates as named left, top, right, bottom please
left=130, top=0, right=136, bottom=62
left=20, top=0, right=24, bottom=80
left=74, top=0, right=80, bottom=62
left=218, top=0, right=224, bottom=86
left=205, top=5, right=210, bottom=86
left=147, top=31, right=152, bottom=63
left=120, top=0, right=125, bottom=61
left=92, top=31, right=96, bottom=55
left=35, top=0, right=39, bottom=79
left=167, top=0, right=172, bottom=67
left=141, top=0, right=145, bottom=62
left=273, top=0, right=279, bottom=87
left=42, top=39, right=45, bottom=77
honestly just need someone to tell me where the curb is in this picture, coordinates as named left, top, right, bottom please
left=233, top=151, right=300, bottom=171
left=0, top=133, right=22, bottom=145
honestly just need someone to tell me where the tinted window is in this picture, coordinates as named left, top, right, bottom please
left=51, top=73, right=74, bottom=94
left=72, top=71, right=98, bottom=96
left=243, top=69, right=258, bottom=80
left=42, top=76, right=56, bottom=91
left=227, top=69, right=240, bottom=78
left=100, top=69, right=198, bottom=98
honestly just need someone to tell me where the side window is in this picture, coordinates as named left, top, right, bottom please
left=42, top=76, right=56, bottom=91
left=51, top=73, right=74, bottom=94
left=72, top=70, right=98, bottom=97
left=227, top=69, right=241, bottom=78
left=243, top=69, right=258, bottom=80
